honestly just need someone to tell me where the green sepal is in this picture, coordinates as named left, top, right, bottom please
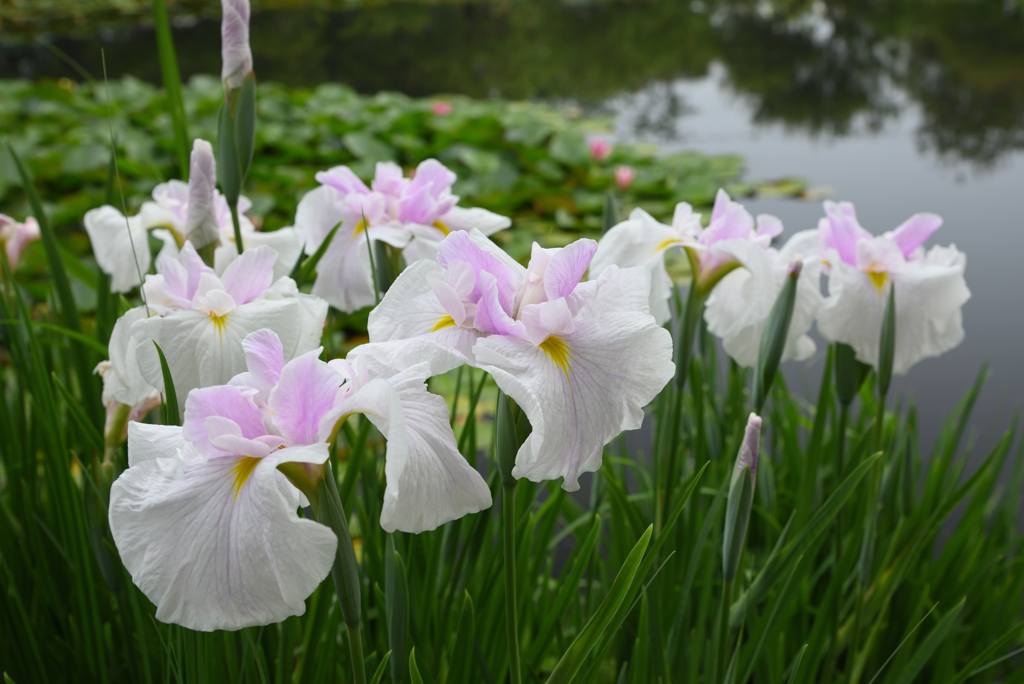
left=314, top=462, right=362, bottom=627
left=234, top=73, right=257, bottom=186
left=722, top=466, right=754, bottom=581
left=835, top=342, right=871, bottom=407
left=385, top=535, right=408, bottom=684
left=217, top=96, right=241, bottom=206
left=753, top=264, right=800, bottom=412
left=294, top=220, right=342, bottom=286
left=152, top=341, right=179, bottom=425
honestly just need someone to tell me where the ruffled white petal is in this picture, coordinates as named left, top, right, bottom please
left=293, top=185, right=345, bottom=256
left=133, top=299, right=302, bottom=407
left=84, top=206, right=151, bottom=293
left=109, top=442, right=336, bottom=631
left=704, top=232, right=823, bottom=368
left=335, top=363, right=492, bottom=533
left=474, top=312, right=674, bottom=491
left=590, top=208, right=684, bottom=325
left=366, top=259, right=481, bottom=374
left=817, top=244, right=969, bottom=375
left=103, top=307, right=159, bottom=407
left=126, top=421, right=186, bottom=467
left=215, top=226, right=303, bottom=282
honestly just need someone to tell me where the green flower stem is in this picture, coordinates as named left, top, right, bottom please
left=502, top=483, right=522, bottom=684
left=229, top=201, right=245, bottom=255
left=658, top=283, right=706, bottom=534
left=311, top=462, right=366, bottom=684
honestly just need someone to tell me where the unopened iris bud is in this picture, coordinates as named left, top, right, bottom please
left=184, top=139, right=220, bottom=248
left=220, top=0, right=253, bottom=90
left=723, top=413, right=761, bottom=581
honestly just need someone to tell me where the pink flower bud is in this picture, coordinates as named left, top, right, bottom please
left=185, top=139, right=220, bottom=248
left=614, top=165, right=636, bottom=190
left=588, top=138, right=613, bottom=161
left=431, top=101, right=453, bottom=116
left=0, top=214, right=41, bottom=268
left=221, top=0, right=253, bottom=89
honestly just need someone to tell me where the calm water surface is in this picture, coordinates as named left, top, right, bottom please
left=4, top=0, right=1023, bottom=453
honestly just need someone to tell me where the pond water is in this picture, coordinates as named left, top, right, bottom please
left=3, top=0, right=1023, bottom=455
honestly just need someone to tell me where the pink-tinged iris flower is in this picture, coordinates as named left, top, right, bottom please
left=366, top=229, right=675, bottom=491
left=101, top=242, right=326, bottom=411
left=291, top=159, right=511, bottom=312
left=109, top=329, right=490, bottom=630
left=0, top=213, right=40, bottom=269
left=815, top=200, right=969, bottom=375
left=590, top=189, right=824, bottom=367
left=85, top=139, right=301, bottom=292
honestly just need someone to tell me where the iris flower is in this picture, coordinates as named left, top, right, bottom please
left=591, top=189, right=823, bottom=367
left=85, top=139, right=301, bottom=292
left=102, top=242, right=326, bottom=410
left=291, top=159, right=510, bottom=312
left=110, top=329, right=490, bottom=630
left=366, top=229, right=674, bottom=491
left=815, top=200, right=969, bottom=375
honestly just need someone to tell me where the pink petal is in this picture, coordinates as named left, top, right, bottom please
left=315, top=166, right=371, bottom=195
left=821, top=200, right=870, bottom=266
left=543, top=239, right=597, bottom=301
left=220, top=244, right=277, bottom=305
left=184, top=385, right=267, bottom=456
left=179, top=242, right=216, bottom=300
left=409, top=159, right=456, bottom=200
left=242, top=329, right=286, bottom=394
left=436, top=231, right=518, bottom=314
left=890, top=213, right=942, bottom=258
left=371, top=161, right=407, bottom=199
left=520, top=298, right=575, bottom=346
left=474, top=271, right=525, bottom=337
left=267, top=349, right=344, bottom=445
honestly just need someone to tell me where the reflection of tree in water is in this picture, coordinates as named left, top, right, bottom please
left=899, top=2, right=1024, bottom=168
left=713, top=5, right=899, bottom=136
left=712, top=0, right=1024, bottom=166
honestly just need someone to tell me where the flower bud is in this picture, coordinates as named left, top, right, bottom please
left=723, top=413, right=761, bottom=581
left=221, top=0, right=253, bottom=90
left=589, top=138, right=613, bottom=161
left=184, top=139, right=220, bottom=248
left=614, top=164, right=636, bottom=190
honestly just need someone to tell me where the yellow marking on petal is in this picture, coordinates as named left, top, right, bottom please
left=867, top=268, right=888, bottom=293
left=430, top=315, right=457, bottom=332
left=352, top=218, right=368, bottom=239
left=433, top=221, right=451, bottom=236
left=653, top=238, right=683, bottom=254
left=230, top=457, right=261, bottom=501
left=540, top=336, right=574, bottom=384
left=209, top=312, right=229, bottom=341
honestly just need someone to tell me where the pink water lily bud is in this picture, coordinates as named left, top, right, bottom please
left=614, top=165, right=636, bottom=190
left=0, top=214, right=41, bottom=268
left=221, top=0, right=253, bottom=89
left=589, top=138, right=613, bottom=161
left=431, top=101, right=453, bottom=116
